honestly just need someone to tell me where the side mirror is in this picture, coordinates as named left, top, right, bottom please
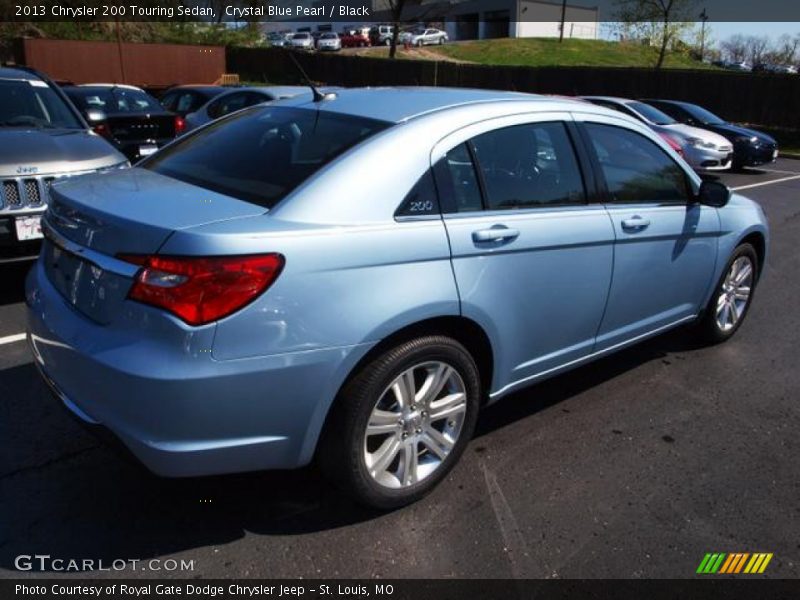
left=696, top=180, right=730, bottom=207
left=85, top=108, right=106, bottom=123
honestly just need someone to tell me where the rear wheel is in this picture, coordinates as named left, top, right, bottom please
left=318, top=336, right=480, bottom=509
left=694, top=243, right=758, bottom=344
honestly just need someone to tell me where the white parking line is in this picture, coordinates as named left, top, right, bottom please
left=759, top=168, right=800, bottom=175
left=0, top=333, right=26, bottom=346
left=732, top=174, right=800, bottom=191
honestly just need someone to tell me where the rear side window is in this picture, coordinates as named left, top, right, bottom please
left=469, top=122, right=586, bottom=210
left=143, top=106, right=390, bottom=209
left=584, top=123, right=690, bottom=203
left=396, top=170, right=439, bottom=217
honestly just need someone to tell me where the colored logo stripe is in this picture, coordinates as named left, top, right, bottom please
left=697, top=552, right=773, bottom=574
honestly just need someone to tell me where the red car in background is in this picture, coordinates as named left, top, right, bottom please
left=341, top=28, right=371, bottom=48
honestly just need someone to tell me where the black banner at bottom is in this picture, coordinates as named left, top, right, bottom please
left=3, top=579, right=800, bottom=600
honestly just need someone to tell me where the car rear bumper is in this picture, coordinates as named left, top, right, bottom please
left=26, top=258, right=369, bottom=477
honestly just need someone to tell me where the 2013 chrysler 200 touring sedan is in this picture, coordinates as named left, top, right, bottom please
left=27, top=88, right=768, bottom=508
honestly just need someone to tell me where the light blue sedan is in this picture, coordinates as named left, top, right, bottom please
left=26, top=88, right=768, bottom=508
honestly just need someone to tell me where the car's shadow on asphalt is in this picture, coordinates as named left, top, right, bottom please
left=0, top=323, right=705, bottom=571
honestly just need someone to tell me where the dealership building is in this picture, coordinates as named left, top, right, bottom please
left=262, top=0, right=599, bottom=41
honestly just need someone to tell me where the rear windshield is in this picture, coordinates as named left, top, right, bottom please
left=67, top=87, right=162, bottom=114
left=0, top=79, right=83, bottom=129
left=143, top=106, right=390, bottom=209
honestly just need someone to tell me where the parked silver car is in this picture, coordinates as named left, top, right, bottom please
left=183, top=86, right=310, bottom=132
left=288, top=32, right=315, bottom=51
left=582, top=97, right=734, bottom=171
left=0, top=66, right=127, bottom=262
left=400, top=27, right=448, bottom=47
left=317, top=32, right=342, bottom=52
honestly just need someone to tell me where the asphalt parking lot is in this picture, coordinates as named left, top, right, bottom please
left=1, top=160, right=798, bottom=579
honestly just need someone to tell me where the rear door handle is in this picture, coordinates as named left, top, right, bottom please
left=472, top=226, right=520, bottom=244
left=621, top=216, right=651, bottom=232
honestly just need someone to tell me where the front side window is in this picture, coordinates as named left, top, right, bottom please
left=469, top=122, right=586, bottom=210
left=0, top=80, right=82, bottom=129
left=437, top=143, right=483, bottom=213
left=143, top=106, right=390, bottom=209
left=584, top=123, right=690, bottom=204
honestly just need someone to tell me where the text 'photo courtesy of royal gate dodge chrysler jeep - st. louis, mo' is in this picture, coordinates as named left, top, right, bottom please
left=24, top=86, right=767, bottom=509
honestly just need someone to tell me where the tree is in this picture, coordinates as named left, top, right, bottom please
left=768, top=33, right=799, bottom=65
left=720, top=33, right=748, bottom=63
left=612, top=0, right=699, bottom=69
left=386, top=0, right=408, bottom=59
left=744, top=35, right=770, bottom=67
left=559, top=0, right=567, bottom=42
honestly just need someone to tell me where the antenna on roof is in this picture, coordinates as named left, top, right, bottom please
left=285, top=50, right=333, bottom=103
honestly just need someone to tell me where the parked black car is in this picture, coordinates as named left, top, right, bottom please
left=63, top=84, right=182, bottom=162
left=642, top=99, right=778, bottom=170
left=159, top=85, right=226, bottom=117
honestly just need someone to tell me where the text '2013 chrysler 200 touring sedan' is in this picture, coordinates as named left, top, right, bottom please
left=26, top=88, right=768, bottom=508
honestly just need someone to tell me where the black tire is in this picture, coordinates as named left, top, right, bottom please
left=694, top=243, right=759, bottom=345
left=318, top=336, right=481, bottom=509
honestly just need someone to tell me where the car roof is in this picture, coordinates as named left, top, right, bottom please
left=166, top=85, right=224, bottom=93
left=582, top=96, right=636, bottom=105
left=217, top=85, right=309, bottom=98
left=76, top=83, right=144, bottom=90
left=281, top=87, right=565, bottom=123
left=642, top=98, right=689, bottom=107
left=0, top=66, right=44, bottom=82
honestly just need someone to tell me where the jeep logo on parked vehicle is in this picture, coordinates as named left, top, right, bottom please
left=16, top=166, right=38, bottom=175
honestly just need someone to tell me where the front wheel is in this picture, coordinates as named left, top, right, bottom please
left=694, top=243, right=759, bottom=344
left=318, top=336, right=481, bottom=509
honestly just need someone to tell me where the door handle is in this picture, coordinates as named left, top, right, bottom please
left=472, top=226, right=520, bottom=244
left=621, top=216, right=651, bottom=232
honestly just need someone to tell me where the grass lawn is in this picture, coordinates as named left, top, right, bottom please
left=414, top=38, right=717, bottom=70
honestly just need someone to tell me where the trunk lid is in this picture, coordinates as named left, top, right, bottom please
left=105, top=112, right=175, bottom=143
left=42, top=168, right=266, bottom=324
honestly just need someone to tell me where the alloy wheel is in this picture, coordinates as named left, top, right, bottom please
left=715, top=255, right=753, bottom=332
left=363, top=361, right=467, bottom=489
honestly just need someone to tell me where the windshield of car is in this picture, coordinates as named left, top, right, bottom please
left=69, top=87, right=162, bottom=114
left=628, top=101, right=676, bottom=125
left=683, top=103, right=726, bottom=125
left=143, top=106, right=391, bottom=209
left=321, top=33, right=337, bottom=39
left=293, top=33, right=309, bottom=39
left=0, top=79, right=83, bottom=129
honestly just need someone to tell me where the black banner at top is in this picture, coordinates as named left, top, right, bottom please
left=3, top=0, right=800, bottom=22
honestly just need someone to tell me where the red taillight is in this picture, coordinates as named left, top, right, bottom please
left=93, top=123, right=110, bottom=138
left=174, top=115, right=186, bottom=136
left=659, top=132, right=685, bottom=156
left=119, top=254, right=284, bottom=326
